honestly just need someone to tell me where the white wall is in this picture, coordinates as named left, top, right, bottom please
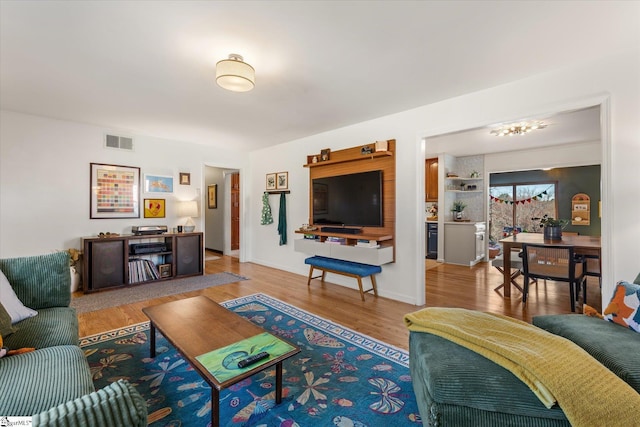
left=0, top=111, right=247, bottom=257
left=248, top=48, right=639, bottom=307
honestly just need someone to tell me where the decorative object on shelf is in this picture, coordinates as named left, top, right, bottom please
left=90, top=163, right=140, bottom=219
left=452, top=200, right=467, bottom=220
left=320, top=148, right=331, bottom=162
left=276, top=171, right=288, bottom=190
left=470, top=171, right=480, bottom=178
left=179, top=172, right=190, bottom=185
left=534, top=214, right=569, bottom=240
left=490, top=120, right=547, bottom=137
left=207, top=184, right=217, bottom=209
left=97, top=232, right=120, bottom=238
left=177, top=200, right=199, bottom=232
left=215, top=53, right=255, bottom=92
left=144, top=198, right=166, bottom=218
left=266, top=173, right=276, bottom=190
left=312, top=156, right=318, bottom=163
left=446, top=172, right=458, bottom=178
left=361, top=146, right=373, bottom=155
left=427, top=203, right=438, bottom=220
left=144, top=174, right=173, bottom=193
left=375, top=140, right=388, bottom=152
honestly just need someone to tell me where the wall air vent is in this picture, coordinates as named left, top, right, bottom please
left=104, top=134, right=134, bottom=151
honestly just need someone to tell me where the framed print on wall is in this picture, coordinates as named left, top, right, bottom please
left=90, top=163, right=140, bottom=219
left=276, top=172, right=288, bottom=190
left=266, top=173, right=276, bottom=190
left=208, top=184, right=218, bottom=209
left=144, top=198, right=166, bottom=218
left=144, top=174, right=174, bottom=193
left=179, top=172, right=191, bottom=185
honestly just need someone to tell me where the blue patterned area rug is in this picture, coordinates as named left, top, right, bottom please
left=80, top=293, right=421, bottom=426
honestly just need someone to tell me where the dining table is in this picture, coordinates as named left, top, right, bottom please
left=498, top=233, right=601, bottom=297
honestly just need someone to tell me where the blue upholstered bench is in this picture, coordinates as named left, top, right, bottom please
left=304, top=256, right=381, bottom=301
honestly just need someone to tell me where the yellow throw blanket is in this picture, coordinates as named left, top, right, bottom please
left=404, top=307, right=640, bottom=427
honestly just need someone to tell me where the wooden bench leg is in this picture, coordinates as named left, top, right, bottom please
left=357, top=276, right=365, bottom=301
left=370, top=274, right=379, bottom=297
left=307, top=266, right=327, bottom=287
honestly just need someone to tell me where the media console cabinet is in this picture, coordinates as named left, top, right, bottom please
left=82, top=232, right=203, bottom=292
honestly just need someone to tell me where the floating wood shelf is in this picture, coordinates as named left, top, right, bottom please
left=304, top=150, right=392, bottom=168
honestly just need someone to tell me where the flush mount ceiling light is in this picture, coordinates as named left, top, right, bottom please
left=216, top=54, right=255, bottom=92
left=490, top=121, right=547, bottom=136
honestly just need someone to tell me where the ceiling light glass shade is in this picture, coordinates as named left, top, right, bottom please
left=216, top=54, right=255, bottom=92
left=490, top=121, right=547, bottom=136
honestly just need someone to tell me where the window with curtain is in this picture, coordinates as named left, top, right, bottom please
left=489, top=182, right=558, bottom=243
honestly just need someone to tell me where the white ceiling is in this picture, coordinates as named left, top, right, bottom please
left=1, top=1, right=638, bottom=152
left=425, top=105, right=602, bottom=157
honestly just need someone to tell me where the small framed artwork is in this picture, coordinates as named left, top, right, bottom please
left=320, top=148, right=331, bottom=162
left=159, top=264, right=172, bottom=278
left=208, top=184, right=218, bottom=209
left=266, top=173, right=276, bottom=190
left=90, top=163, right=140, bottom=219
left=179, top=173, right=191, bottom=185
left=144, top=198, right=165, bottom=218
left=276, top=172, right=289, bottom=190
left=144, top=174, right=173, bottom=193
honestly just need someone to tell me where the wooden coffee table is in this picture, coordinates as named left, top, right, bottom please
left=142, top=295, right=300, bottom=427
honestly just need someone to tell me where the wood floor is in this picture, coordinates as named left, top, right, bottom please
left=76, top=253, right=601, bottom=351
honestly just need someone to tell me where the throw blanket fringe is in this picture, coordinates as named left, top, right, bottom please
left=404, top=307, right=640, bottom=427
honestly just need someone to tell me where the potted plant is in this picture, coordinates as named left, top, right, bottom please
left=534, top=215, right=569, bottom=240
left=452, top=200, right=467, bottom=220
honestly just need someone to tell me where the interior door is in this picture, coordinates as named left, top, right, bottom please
left=231, top=173, right=240, bottom=250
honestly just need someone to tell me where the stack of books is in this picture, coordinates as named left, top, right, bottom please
left=324, top=236, right=346, bottom=245
left=128, top=258, right=160, bottom=283
left=355, top=239, right=380, bottom=248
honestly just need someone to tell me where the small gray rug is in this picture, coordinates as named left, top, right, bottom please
left=71, top=272, right=248, bottom=314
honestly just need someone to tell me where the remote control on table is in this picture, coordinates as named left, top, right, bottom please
left=237, top=351, right=270, bottom=368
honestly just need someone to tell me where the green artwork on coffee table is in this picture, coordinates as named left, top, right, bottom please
left=195, top=331, right=295, bottom=382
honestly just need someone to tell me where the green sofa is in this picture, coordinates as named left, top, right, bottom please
left=409, top=313, right=640, bottom=426
left=0, top=252, right=147, bottom=426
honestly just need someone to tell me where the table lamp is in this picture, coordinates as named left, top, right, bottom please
left=177, top=200, right=199, bottom=232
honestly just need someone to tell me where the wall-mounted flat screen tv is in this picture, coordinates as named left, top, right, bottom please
left=312, top=170, right=383, bottom=227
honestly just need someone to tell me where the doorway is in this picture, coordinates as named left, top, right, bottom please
left=420, top=103, right=606, bottom=307
left=204, top=166, right=240, bottom=257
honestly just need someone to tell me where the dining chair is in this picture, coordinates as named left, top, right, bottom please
left=521, top=244, right=587, bottom=312
left=491, top=252, right=524, bottom=293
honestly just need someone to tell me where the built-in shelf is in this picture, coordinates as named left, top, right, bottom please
left=445, top=177, right=482, bottom=181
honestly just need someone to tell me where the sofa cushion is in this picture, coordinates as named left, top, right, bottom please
left=533, top=314, right=640, bottom=393
left=409, top=331, right=569, bottom=425
left=0, top=302, right=16, bottom=338
left=0, top=345, right=95, bottom=416
left=0, top=268, right=38, bottom=323
left=0, top=252, right=71, bottom=310
left=34, top=380, right=148, bottom=427
left=4, top=307, right=79, bottom=349
left=602, top=281, right=640, bottom=333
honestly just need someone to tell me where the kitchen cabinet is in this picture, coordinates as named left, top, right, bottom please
left=444, top=222, right=485, bottom=266
left=425, top=158, right=438, bottom=202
